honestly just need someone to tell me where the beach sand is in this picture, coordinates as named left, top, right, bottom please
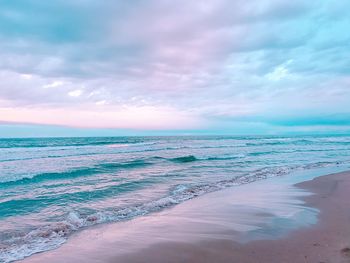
left=21, top=170, right=350, bottom=263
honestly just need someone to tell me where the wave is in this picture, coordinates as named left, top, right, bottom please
left=168, top=154, right=245, bottom=162
left=98, top=159, right=152, bottom=169
left=0, top=151, right=106, bottom=163
left=206, top=154, right=245, bottom=160
left=0, top=144, right=242, bottom=163
left=169, top=155, right=198, bottom=163
left=0, top=168, right=101, bottom=188
left=245, top=138, right=350, bottom=147
left=3, top=148, right=347, bottom=187
left=0, top=178, right=157, bottom=219
left=0, top=160, right=154, bottom=187
left=0, top=152, right=288, bottom=187
left=0, top=138, right=153, bottom=149
left=247, top=150, right=295, bottom=156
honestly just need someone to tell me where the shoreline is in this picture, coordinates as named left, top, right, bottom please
left=21, top=169, right=350, bottom=263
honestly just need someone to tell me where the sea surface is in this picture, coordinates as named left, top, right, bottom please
left=1, top=135, right=350, bottom=262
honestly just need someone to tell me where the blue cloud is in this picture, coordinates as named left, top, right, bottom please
left=0, top=0, right=349, bottom=135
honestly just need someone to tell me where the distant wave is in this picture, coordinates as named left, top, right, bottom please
left=0, top=167, right=101, bottom=188
left=99, top=159, right=152, bottom=169
left=2, top=148, right=348, bottom=187
left=206, top=154, right=245, bottom=160
left=245, top=138, right=350, bottom=147
left=0, top=160, right=153, bottom=186
left=247, top=150, right=288, bottom=156
left=0, top=152, right=276, bottom=186
left=169, top=155, right=198, bottom=163
left=0, top=139, right=153, bottom=149
left=0, top=153, right=248, bottom=188
left=168, top=154, right=244, bottom=163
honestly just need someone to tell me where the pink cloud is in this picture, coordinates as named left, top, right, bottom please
left=0, top=105, right=204, bottom=130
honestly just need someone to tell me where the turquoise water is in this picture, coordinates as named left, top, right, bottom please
left=1, top=135, right=350, bottom=262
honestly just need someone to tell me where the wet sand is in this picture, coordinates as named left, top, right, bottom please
left=21, top=169, right=350, bottom=263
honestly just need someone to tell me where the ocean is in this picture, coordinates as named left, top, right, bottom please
left=1, top=135, right=350, bottom=262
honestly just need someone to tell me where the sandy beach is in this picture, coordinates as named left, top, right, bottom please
left=21, top=169, right=350, bottom=263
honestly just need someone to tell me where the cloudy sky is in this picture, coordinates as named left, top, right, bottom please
left=0, top=0, right=350, bottom=137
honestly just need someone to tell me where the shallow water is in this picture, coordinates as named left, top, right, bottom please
left=1, top=135, right=350, bottom=262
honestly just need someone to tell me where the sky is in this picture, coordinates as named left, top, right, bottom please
left=0, top=0, right=350, bottom=137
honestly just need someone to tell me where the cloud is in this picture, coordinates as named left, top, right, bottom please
left=68, top=89, right=83, bottom=97
left=43, top=81, right=65, bottom=89
left=0, top=104, right=203, bottom=130
left=0, top=0, right=349, bottom=133
left=266, top=60, right=293, bottom=81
